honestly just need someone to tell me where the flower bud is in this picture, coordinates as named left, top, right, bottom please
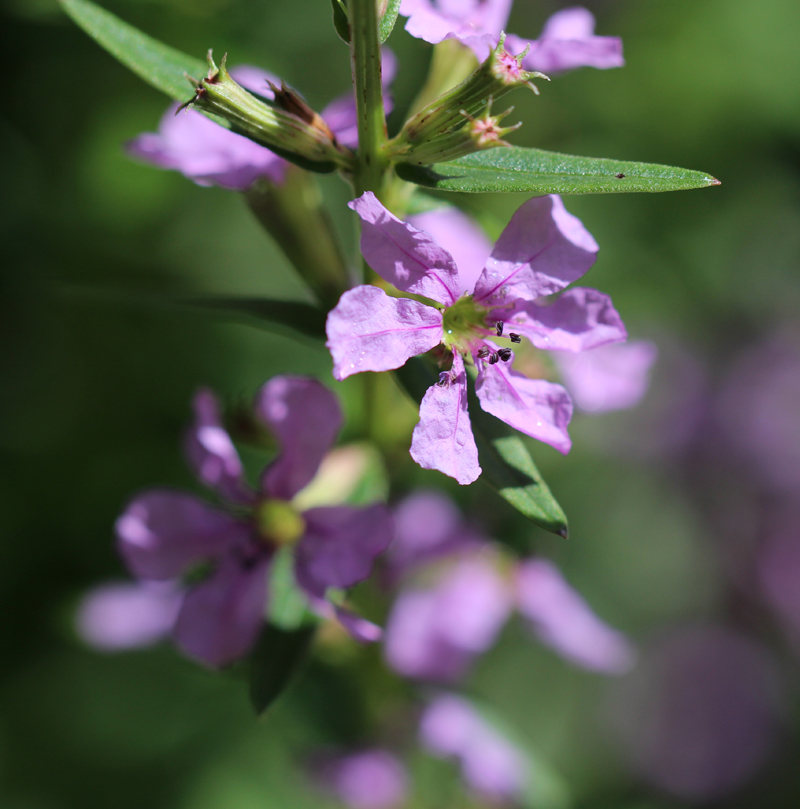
left=387, top=35, right=547, bottom=166
left=182, top=52, right=354, bottom=174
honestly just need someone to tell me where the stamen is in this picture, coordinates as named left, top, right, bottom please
left=495, top=321, right=504, bottom=336
left=488, top=352, right=500, bottom=365
left=509, top=333, right=521, bottom=343
left=436, top=371, right=452, bottom=388
left=497, top=348, right=512, bottom=362
left=476, top=346, right=491, bottom=359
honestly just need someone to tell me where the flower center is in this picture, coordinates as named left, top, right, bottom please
left=255, top=499, right=305, bottom=547
left=441, top=295, right=490, bottom=353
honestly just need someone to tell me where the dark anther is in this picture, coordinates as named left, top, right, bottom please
left=488, top=352, right=500, bottom=365
left=495, top=321, right=504, bottom=336
left=436, top=371, right=451, bottom=387
left=476, top=346, right=491, bottom=359
left=509, top=333, right=521, bottom=343
left=615, top=172, right=625, bottom=179
left=497, top=348, right=512, bottom=362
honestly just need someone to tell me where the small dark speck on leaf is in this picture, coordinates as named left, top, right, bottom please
left=615, top=172, right=625, bottom=179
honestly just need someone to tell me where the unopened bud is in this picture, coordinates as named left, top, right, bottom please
left=182, top=52, right=354, bottom=174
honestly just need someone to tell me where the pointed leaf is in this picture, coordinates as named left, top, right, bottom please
left=395, top=146, right=720, bottom=195
left=59, top=0, right=210, bottom=105
left=393, top=358, right=568, bottom=537
left=379, top=0, right=402, bottom=43
left=331, top=0, right=350, bottom=44
left=248, top=623, right=316, bottom=715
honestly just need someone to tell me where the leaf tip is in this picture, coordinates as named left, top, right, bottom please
left=556, top=525, right=569, bottom=539
left=709, top=176, right=722, bottom=186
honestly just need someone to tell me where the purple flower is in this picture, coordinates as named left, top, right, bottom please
left=420, top=694, right=527, bottom=802
left=76, top=581, right=182, bottom=651
left=551, top=341, right=658, bottom=412
left=400, top=2, right=623, bottom=72
left=327, top=192, right=626, bottom=484
left=383, top=493, right=634, bottom=681
left=320, top=750, right=409, bottom=809
left=116, top=377, right=393, bottom=668
left=127, top=55, right=397, bottom=190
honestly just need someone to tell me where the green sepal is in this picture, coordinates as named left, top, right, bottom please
left=248, top=623, right=316, bottom=715
left=393, top=357, right=568, bottom=537
left=331, top=0, right=350, bottom=43
left=395, top=145, right=720, bottom=194
left=379, top=0, right=402, bottom=43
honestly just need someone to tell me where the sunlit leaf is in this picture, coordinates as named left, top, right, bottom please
left=396, top=146, right=720, bottom=195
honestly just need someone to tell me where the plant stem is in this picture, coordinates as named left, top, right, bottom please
left=349, top=0, right=389, bottom=197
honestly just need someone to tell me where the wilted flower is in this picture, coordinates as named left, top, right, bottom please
left=400, top=1, right=624, bottom=72
left=115, top=377, right=393, bottom=668
left=327, top=192, right=626, bottom=484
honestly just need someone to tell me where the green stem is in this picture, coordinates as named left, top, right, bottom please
left=245, top=167, right=352, bottom=308
left=349, top=0, right=389, bottom=197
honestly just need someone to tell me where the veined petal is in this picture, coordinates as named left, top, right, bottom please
left=349, top=193, right=462, bottom=306
left=400, top=0, right=512, bottom=50
left=183, top=387, right=254, bottom=505
left=474, top=195, right=598, bottom=305
left=516, top=559, right=635, bottom=673
left=496, top=287, right=627, bottom=352
left=295, top=504, right=394, bottom=591
left=476, top=355, right=573, bottom=453
left=116, top=490, right=251, bottom=580
left=553, top=340, right=658, bottom=412
left=173, top=554, right=271, bottom=668
left=410, top=354, right=481, bottom=485
left=255, top=376, right=342, bottom=501
left=326, top=286, right=443, bottom=381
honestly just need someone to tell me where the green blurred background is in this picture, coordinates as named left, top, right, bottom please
left=2, top=0, right=799, bottom=807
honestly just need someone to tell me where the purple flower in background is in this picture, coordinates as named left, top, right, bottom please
left=128, top=55, right=396, bottom=190
left=552, top=341, right=658, bottom=412
left=757, top=508, right=800, bottom=645
left=115, top=377, right=393, bottom=668
left=420, top=694, right=527, bottom=802
left=610, top=624, right=782, bottom=802
left=400, top=2, right=623, bottom=72
left=320, top=750, right=409, bottom=809
left=327, top=192, right=626, bottom=484
left=76, top=581, right=182, bottom=651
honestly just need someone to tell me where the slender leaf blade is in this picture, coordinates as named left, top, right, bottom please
left=331, top=0, right=350, bottom=44
left=379, top=0, right=402, bottom=43
left=393, top=358, right=568, bottom=537
left=59, top=0, right=208, bottom=104
left=248, top=623, right=316, bottom=715
left=395, top=146, right=720, bottom=195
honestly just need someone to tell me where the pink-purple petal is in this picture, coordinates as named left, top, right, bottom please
left=516, top=559, right=635, bottom=674
left=326, top=286, right=443, bottom=380
left=325, top=750, right=408, bottom=809
left=255, top=376, right=343, bottom=501
left=173, top=554, right=271, bottom=668
left=183, top=387, right=254, bottom=504
left=349, top=192, right=462, bottom=306
left=408, top=206, right=492, bottom=296
left=474, top=195, right=598, bottom=304
left=553, top=340, right=658, bottom=412
left=295, top=504, right=394, bottom=592
left=496, top=287, right=627, bottom=352
left=116, top=489, right=252, bottom=580
left=475, top=357, right=573, bottom=454
left=410, top=354, right=481, bottom=485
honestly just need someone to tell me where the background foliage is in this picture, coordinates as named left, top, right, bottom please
left=2, top=0, right=799, bottom=807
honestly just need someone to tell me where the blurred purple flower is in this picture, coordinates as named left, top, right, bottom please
left=610, top=624, right=782, bottom=802
left=717, top=330, right=800, bottom=493
left=552, top=341, right=658, bottom=413
left=758, top=509, right=800, bottom=644
left=115, top=377, right=392, bottom=668
left=420, top=694, right=527, bottom=802
left=400, top=2, right=623, bottom=71
left=320, top=750, right=408, bottom=809
left=76, top=581, right=182, bottom=651
left=127, top=55, right=396, bottom=190
left=328, top=192, right=627, bottom=484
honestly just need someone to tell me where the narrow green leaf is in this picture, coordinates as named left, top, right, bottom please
left=393, top=358, right=568, bottom=537
left=331, top=0, right=350, bottom=44
left=379, top=0, right=402, bottom=43
left=248, top=623, right=316, bottom=715
left=59, top=0, right=208, bottom=104
left=395, top=146, right=720, bottom=195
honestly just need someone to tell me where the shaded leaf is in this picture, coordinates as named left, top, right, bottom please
left=331, top=0, right=350, bottom=44
left=393, top=357, right=568, bottom=537
left=248, top=623, right=316, bottom=715
left=379, top=0, right=402, bottom=43
left=395, top=146, right=720, bottom=195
